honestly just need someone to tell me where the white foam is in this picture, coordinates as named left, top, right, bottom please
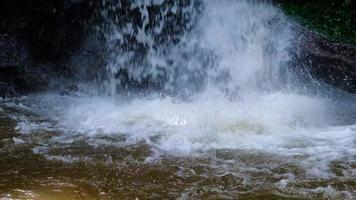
left=11, top=91, right=353, bottom=177
left=15, top=119, right=53, bottom=135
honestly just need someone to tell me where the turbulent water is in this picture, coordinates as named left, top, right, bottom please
left=0, top=0, right=355, bottom=199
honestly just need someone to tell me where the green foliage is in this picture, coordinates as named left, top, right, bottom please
left=276, top=0, right=356, bottom=44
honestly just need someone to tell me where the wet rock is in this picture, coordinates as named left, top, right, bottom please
left=0, top=82, right=18, bottom=98
left=0, top=0, right=96, bottom=92
left=0, top=64, right=49, bottom=95
left=293, top=25, right=356, bottom=93
left=0, top=0, right=96, bottom=70
left=67, top=34, right=107, bottom=80
left=0, top=34, right=30, bottom=96
left=60, top=84, right=80, bottom=96
left=0, top=34, right=30, bottom=68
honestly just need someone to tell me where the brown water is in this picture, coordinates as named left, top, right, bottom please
left=0, top=116, right=355, bottom=200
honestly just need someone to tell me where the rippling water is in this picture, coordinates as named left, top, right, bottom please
left=0, top=91, right=355, bottom=199
left=1, top=0, right=356, bottom=199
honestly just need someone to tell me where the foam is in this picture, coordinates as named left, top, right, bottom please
left=9, top=91, right=353, bottom=178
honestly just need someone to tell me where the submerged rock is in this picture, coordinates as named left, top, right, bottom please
left=293, top=26, right=356, bottom=93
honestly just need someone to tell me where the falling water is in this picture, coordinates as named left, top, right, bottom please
left=0, top=0, right=355, bottom=199
left=101, top=0, right=291, bottom=97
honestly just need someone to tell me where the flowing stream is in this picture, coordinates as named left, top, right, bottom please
left=0, top=0, right=355, bottom=199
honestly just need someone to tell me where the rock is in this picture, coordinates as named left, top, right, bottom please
left=0, top=34, right=47, bottom=93
left=60, top=84, right=80, bottom=96
left=0, top=0, right=96, bottom=93
left=0, top=82, right=18, bottom=98
left=293, top=25, right=356, bottom=93
left=0, top=34, right=30, bottom=68
left=0, top=0, right=95, bottom=69
left=0, top=34, right=29, bottom=96
left=67, top=34, right=107, bottom=80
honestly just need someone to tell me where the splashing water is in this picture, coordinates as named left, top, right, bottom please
left=1, top=0, right=355, bottom=198
left=102, top=0, right=291, bottom=97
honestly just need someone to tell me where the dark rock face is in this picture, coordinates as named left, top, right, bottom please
left=0, top=0, right=95, bottom=67
left=0, top=34, right=31, bottom=97
left=0, top=34, right=30, bottom=69
left=0, top=0, right=97, bottom=97
left=0, top=82, right=18, bottom=98
left=293, top=26, right=356, bottom=93
left=0, top=32, right=51, bottom=97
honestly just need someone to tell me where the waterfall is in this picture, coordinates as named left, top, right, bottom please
left=2, top=0, right=355, bottom=182
left=98, top=0, right=292, bottom=98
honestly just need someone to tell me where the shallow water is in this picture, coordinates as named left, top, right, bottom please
left=0, top=92, right=355, bottom=199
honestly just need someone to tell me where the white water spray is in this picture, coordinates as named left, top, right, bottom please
left=102, top=0, right=292, bottom=97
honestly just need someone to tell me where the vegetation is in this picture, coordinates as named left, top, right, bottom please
left=276, top=0, right=356, bottom=44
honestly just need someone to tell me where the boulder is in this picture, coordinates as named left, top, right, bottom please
left=292, top=25, right=356, bottom=93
